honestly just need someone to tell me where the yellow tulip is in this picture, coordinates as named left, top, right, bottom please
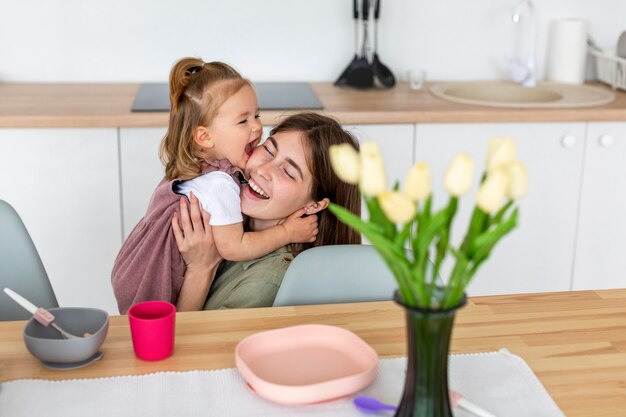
left=486, top=137, right=516, bottom=173
left=378, top=191, right=416, bottom=224
left=360, top=141, right=387, bottom=197
left=329, top=144, right=360, bottom=184
left=404, top=162, right=431, bottom=202
left=476, top=167, right=509, bottom=213
left=507, top=161, right=528, bottom=199
left=444, top=153, right=474, bottom=196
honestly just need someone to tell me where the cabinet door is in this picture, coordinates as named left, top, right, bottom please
left=573, top=122, right=626, bottom=289
left=0, top=128, right=121, bottom=313
left=345, top=124, right=415, bottom=219
left=119, top=128, right=167, bottom=238
left=416, top=122, right=586, bottom=295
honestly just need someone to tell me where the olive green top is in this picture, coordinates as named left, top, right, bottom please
left=203, top=247, right=294, bottom=310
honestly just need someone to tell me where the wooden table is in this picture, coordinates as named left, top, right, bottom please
left=1, top=289, right=625, bottom=416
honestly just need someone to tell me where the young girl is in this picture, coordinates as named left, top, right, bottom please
left=112, top=57, right=317, bottom=313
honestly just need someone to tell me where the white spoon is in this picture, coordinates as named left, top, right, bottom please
left=3, top=288, right=81, bottom=339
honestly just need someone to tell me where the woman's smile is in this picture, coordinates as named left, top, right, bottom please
left=246, top=178, right=270, bottom=199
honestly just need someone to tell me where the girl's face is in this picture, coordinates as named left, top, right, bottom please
left=206, top=84, right=262, bottom=170
left=241, top=130, right=317, bottom=229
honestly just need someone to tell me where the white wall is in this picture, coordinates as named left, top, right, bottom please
left=1, top=0, right=624, bottom=83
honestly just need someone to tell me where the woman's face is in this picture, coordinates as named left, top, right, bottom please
left=240, top=130, right=315, bottom=228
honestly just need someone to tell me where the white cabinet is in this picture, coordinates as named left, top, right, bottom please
left=573, top=122, right=626, bottom=289
left=415, top=122, right=586, bottom=296
left=4, top=119, right=623, bottom=314
left=0, top=128, right=121, bottom=313
left=119, top=128, right=167, bottom=238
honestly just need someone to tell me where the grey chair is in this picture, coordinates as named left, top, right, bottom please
left=0, top=199, right=58, bottom=321
left=272, top=244, right=441, bottom=307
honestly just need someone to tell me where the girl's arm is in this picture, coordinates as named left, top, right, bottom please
left=213, top=208, right=318, bottom=262
left=172, top=194, right=223, bottom=311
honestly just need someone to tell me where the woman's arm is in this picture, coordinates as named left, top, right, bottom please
left=172, top=193, right=223, bottom=311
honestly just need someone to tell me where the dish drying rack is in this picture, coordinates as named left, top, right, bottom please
left=591, top=49, right=626, bottom=91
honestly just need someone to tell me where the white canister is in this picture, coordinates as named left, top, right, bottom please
left=545, top=18, right=588, bottom=84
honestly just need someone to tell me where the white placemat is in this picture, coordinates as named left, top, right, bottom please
left=0, top=349, right=564, bottom=417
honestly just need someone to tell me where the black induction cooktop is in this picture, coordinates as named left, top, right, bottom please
left=131, top=82, right=323, bottom=112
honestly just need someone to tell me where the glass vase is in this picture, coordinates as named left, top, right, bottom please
left=393, top=290, right=466, bottom=417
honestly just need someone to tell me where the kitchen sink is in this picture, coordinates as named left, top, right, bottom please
left=430, top=81, right=615, bottom=108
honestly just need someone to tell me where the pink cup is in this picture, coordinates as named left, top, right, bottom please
left=128, top=301, right=176, bottom=361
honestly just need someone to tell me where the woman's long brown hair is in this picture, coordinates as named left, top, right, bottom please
left=270, top=112, right=362, bottom=251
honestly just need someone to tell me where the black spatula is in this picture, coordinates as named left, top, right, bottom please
left=371, top=0, right=395, bottom=88
left=344, top=0, right=374, bottom=88
left=335, top=0, right=361, bottom=86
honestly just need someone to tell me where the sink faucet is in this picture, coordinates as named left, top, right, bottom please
left=508, top=0, right=536, bottom=87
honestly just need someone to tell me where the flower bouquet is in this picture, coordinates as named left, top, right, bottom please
left=328, top=137, right=527, bottom=416
left=328, top=137, right=528, bottom=309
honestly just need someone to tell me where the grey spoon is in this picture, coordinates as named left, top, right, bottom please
left=3, top=288, right=81, bottom=339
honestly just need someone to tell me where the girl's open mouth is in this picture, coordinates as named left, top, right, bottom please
left=245, top=138, right=260, bottom=158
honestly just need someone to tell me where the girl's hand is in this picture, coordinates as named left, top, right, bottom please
left=172, top=192, right=222, bottom=272
left=280, top=207, right=319, bottom=243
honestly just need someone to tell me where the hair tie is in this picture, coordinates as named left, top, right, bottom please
left=186, top=65, right=203, bottom=77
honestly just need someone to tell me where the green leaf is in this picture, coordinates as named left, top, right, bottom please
left=489, top=200, right=514, bottom=226
left=461, top=207, right=488, bottom=257
left=441, top=248, right=470, bottom=308
left=470, top=208, right=519, bottom=265
left=394, top=221, right=412, bottom=250
left=329, top=203, right=385, bottom=236
left=365, top=197, right=397, bottom=240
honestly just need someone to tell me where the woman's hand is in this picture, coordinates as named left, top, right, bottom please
left=172, top=192, right=222, bottom=272
left=172, top=192, right=223, bottom=311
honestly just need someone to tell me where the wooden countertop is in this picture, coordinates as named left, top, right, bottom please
left=1, top=289, right=625, bottom=416
left=2, top=82, right=626, bottom=128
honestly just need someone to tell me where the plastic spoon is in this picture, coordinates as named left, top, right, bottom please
left=354, top=391, right=498, bottom=417
left=3, top=288, right=80, bottom=339
left=354, top=396, right=397, bottom=414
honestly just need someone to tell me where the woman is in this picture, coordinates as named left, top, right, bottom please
left=173, top=112, right=361, bottom=310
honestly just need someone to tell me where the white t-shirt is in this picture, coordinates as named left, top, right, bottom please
left=174, top=171, right=243, bottom=226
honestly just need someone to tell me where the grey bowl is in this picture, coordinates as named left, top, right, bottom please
left=23, top=307, right=109, bottom=364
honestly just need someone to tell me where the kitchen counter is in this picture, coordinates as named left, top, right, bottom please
left=2, top=81, right=626, bottom=128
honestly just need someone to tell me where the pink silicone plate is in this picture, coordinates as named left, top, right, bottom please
left=235, top=324, right=378, bottom=405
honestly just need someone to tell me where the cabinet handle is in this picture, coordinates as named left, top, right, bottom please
left=561, top=134, right=577, bottom=148
left=599, top=134, right=615, bottom=148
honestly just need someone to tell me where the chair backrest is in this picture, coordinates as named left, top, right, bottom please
left=272, top=244, right=440, bottom=307
left=0, top=200, right=58, bottom=321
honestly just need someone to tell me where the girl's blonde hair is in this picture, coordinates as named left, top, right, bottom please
left=159, top=57, right=251, bottom=180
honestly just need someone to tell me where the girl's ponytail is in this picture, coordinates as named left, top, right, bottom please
left=159, top=57, right=251, bottom=181
left=169, top=57, right=205, bottom=114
